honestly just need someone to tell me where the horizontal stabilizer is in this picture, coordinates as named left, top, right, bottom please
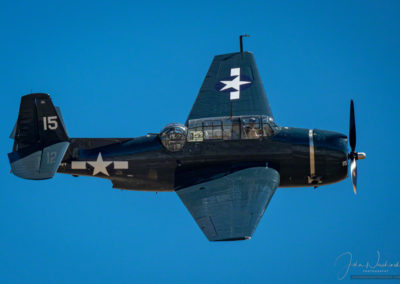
left=10, top=122, right=17, bottom=139
left=9, top=141, right=70, bottom=180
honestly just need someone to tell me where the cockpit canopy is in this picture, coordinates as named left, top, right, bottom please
left=160, top=116, right=278, bottom=151
left=187, top=115, right=278, bottom=142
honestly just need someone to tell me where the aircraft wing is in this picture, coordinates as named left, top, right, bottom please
left=186, top=52, right=273, bottom=123
left=176, top=167, right=280, bottom=241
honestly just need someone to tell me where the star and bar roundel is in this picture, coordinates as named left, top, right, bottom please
left=71, top=152, right=128, bottom=176
left=215, top=67, right=252, bottom=100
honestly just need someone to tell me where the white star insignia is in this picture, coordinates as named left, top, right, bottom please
left=220, top=75, right=251, bottom=91
left=219, top=68, right=251, bottom=100
left=87, top=153, right=112, bottom=176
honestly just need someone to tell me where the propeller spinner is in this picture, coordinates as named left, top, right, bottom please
left=348, top=100, right=366, bottom=194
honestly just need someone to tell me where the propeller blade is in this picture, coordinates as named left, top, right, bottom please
left=349, top=100, right=356, bottom=153
left=350, top=158, right=357, bottom=194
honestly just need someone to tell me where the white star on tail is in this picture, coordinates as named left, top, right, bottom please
left=87, top=153, right=112, bottom=176
left=219, top=67, right=251, bottom=100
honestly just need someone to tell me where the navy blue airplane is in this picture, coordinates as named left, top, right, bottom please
left=8, top=37, right=365, bottom=241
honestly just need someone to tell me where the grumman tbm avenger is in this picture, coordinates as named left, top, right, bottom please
left=8, top=37, right=366, bottom=241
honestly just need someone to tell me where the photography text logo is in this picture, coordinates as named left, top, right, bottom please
left=335, top=251, right=400, bottom=280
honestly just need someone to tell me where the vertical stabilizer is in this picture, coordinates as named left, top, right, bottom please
left=8, top=93, right=70, bottom=180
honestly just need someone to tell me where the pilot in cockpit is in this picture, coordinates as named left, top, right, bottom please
left=245, top=117, right=261, bottom=139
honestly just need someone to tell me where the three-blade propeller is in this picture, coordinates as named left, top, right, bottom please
left=348, top=100, right=366, bottom=194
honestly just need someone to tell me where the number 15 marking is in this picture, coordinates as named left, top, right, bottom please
left=43, top=116, right=58, bottom=130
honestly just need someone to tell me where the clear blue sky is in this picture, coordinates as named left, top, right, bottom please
left=1, top=1, right=399, bottom=283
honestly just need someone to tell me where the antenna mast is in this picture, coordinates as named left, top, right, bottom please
left=240, top=34, right=250, bottom=53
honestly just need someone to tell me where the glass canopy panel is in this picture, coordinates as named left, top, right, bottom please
left=262, top=116, right=275, bottom=137
left=241, top=117, right=262, bottom=139
left=188, top=120, right=203, bottom=142
left=222, top=119, right=232, bottom=140
left=212, top=120, right=222, bottom=140
left=186, top=116, right=278, bottom=142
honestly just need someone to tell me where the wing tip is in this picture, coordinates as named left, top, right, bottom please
left=211, top=236, right=252, bottom=242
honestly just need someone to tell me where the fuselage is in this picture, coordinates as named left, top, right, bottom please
left=58, top=126, right=348, bottom=191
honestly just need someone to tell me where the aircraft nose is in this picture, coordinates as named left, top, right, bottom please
left=313, top=130, right=348, bottom=184
left=314, top=130, right=347, bottom=153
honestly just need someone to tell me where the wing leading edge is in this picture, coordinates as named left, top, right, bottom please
left=176, top=167, right=280, bottom=241
left=186, top=52, right=273, bottom=123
